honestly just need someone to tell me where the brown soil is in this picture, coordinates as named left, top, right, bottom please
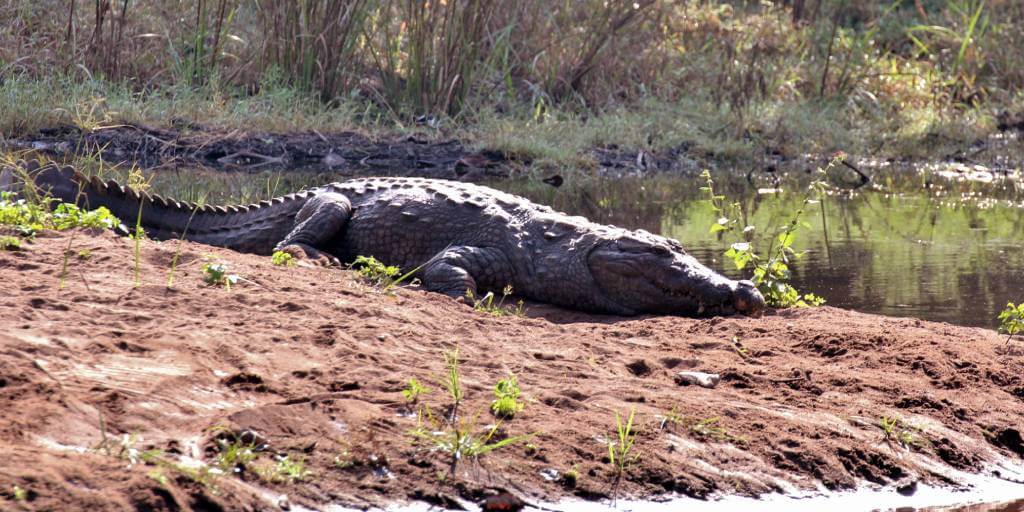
left=2, top=229, right=1023, bottom=511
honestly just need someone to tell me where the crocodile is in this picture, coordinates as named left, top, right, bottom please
left=11, top=159, right=765, bottom=317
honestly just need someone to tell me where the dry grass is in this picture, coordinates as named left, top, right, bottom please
left=0, top=1, right=1021, bottom=165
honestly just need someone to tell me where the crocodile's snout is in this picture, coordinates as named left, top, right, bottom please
left=734, top=280, right=766, bottom=316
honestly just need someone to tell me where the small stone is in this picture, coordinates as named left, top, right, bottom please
left=481, top=492, right=526, bottom=512
left=896, top=479, right=918, bottom=496
left=674, top=371, right=720, bottom=388
left=276, top=494, right=290, bottom=510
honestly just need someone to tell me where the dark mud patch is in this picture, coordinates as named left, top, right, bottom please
left=6, top=124, right=692, bottom=181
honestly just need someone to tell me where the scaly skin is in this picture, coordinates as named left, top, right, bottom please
left=14, top=160, right=765, bottom=317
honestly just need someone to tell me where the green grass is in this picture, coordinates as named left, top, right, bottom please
left=0, top=73, right=361, bottom=137
left=467, top=285, right=526, bottom=317
left=441, top=349, right=463, bottom=419
left=259, top=456, right=311, bottom=484
left=2, top=1, right=1022, bottom=171
left=210, top=437, right=259, bottom=476
left=879, top=416, right=926, bottom=449
left=687, top=417, right=746, bottom=444
left=406, top=349, right=534, bottom=475
left=607, top=408, right=640, bottom=479
left=0, top=188, right=122, bottom=289
left=204, top=432, right=313, bottom=485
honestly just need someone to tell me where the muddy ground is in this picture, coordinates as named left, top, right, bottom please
left=4, top=124, right=686, bottom=182
left=7, top=113, right=1024, bottom=184
left=2, top=229, right=1024, bottom=511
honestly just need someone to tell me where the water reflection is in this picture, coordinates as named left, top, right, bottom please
left=498, top=173, right=1024, bottom=329
left=138, top=166, right=1024, bottom=329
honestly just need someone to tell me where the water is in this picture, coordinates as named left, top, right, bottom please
left=499, top=171, right=1024, bottom=329
left=138, top=162, right=1024, bottom=330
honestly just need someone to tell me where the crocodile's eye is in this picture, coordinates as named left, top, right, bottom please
left=651, top=245, right=670, bottom=256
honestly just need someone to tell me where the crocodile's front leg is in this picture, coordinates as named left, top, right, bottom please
left=420, top=246, right=515, bottom=298
left=274, top=192, right=352, bottom=266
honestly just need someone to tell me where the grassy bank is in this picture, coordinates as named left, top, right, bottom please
left=1, top=1, right=1023, bottom=169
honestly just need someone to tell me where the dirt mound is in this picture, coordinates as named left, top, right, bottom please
left=1, top=229, right=1022, bottom=511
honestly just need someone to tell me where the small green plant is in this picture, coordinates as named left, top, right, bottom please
left=491, top=374, right=524, bottom=418
left=402, top=377, right=430, bottom=403
left=77, top=249, right=92, bottom=260
left=411, top=414, right=532, bottom=459
left=607, top=408, right=640, bottom=479
left=211, top=437, right=259, bottom=475
left=687, top=417, right=744, bottom=443
left=562, top=464, right=580, bottom=487
left=879, top=416, right=924, bottom=449
left=50, top=202, right=120, bottom=231
left=660, top=408, right=744, bottom=443
left=124, top=167, right=152, bottom=287
left=12, top=485, right=27, bottom=501
left=166, top=201, right=203, bottom=289
left=0, top=192, right=119, bottom=235
left=730, top=335, right=751, bottom=360
left=998, top=302, right=1024, bottom=344
left=261, top=455, right=310, bottom=483
left=94, top=429, right=220, bottom=490
left=442, top=348, right=463, bottom=419
left=333, top=445, right=355, bottom=470
left=271, top=250, right=296, bottom=266
left=701, top=157, right=836, bottom=308
left=201, top=262, right=239, bottom=289
left=407, top=350, right=534, bottom=475
left=0, top=235, right=21, bottom=250
left=351, top=255, right=419, bottom=292
left=659, top=405, right=684, bottom=430
left=466, top=285, right=525, bottom=317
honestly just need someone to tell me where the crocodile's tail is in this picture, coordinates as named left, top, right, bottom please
left=12, top=159, right=311, bottom=254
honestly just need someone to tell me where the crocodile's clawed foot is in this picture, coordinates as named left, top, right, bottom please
left=278, top=244, right=342, bottom=267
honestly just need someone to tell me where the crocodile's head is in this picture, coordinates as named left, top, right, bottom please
left=586, top=230, right=765, bottom=317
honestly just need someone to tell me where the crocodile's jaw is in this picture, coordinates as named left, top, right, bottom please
left=586, top=238, right=766, bottom=317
